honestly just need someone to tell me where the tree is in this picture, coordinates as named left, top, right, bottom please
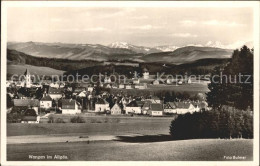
left=207, top=46, right=253, bottom=110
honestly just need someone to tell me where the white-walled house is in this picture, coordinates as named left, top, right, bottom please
left=110, top=103, right=122, bottom=115
left=40, top=95, right=52, bottom=109
left=95, top=99, right=110, bottom=112
left=163, top=102, right=177, bottom=113
left=175, top=102, right=196, bottom=114
left=143, top=68, right=149, bottom=79
left=61, top=99, right=81, bottom=114
left=125, top=101, right=142, bottom=114
left=133, top=78, right=140, bottom=84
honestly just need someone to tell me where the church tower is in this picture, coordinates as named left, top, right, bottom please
left=24, top=69, right=31, bottom=88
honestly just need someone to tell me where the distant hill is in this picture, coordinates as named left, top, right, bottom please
left=7, top=42, right=233, bottom=64
left=7, top=64, right=65, bottom=76
left=141, top=46, right=233, bottom=64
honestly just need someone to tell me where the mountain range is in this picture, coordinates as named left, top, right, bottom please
left=7, top=41, right=239, bottom=64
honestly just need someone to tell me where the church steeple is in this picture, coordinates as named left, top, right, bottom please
left=24, top=69, right=30, bottom=75
left=24, top=69, right=31, bottom=88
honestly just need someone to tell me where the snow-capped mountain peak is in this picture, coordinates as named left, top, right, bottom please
left=205, top=41, right=226, bottom=48
left=155, top=45, right=180, bottom=52
left=108, top=42, right=131, bottom=49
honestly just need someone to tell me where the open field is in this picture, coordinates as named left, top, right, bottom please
left=7, top=139, right=253, bottom=161
left=7, top=64, right=65, bottom=76
left=110, top=83, right=209, bottom=95
left=7, top=116, right=173, bottom=136
left=7, top=116, right=253, bottom=161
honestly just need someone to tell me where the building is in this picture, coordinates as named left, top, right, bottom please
left=40, top=95, right=52, bottom=109
left=21, top=108, right=40, bottom=123
left=135, top=83, right=147, bottom=89
left=133, top=78, right=140, bottom=84
left=191, top=101, right=208, bottom=112
left=24, top=69, right=32, bottom=88
left=143, top=68, right=149, bottom=79
left=95, top=99, right=110, bottom=112
left=149, top=103, right=164, bottom=116
left=48, top=87, right=63, bottom=100
left=147, top=96, right=161, bottom=104
left=14, top=99, right=40, bottom=114
left=153, top=80, right=160, bottom=85
left=125, top=84, right=134, bottom=89
left=49, top=82, right=60, bottom=88
left=163, top=102, right=177, bottom=113
left=61, top=99, right=81, bottom=114
left=119, top=84, right=125, bottom=89
left=104, top=77, right=111, bottom=83
left=77, top=91, right=88, bottom=98
left=125, top=100, right=142, bottom=114
left=110, top=103, right=122, bottom=115
left=175, top=102, right=196, bottom=114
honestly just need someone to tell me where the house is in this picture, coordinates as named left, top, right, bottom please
left=87, top=86, right=94, bottom=92
left=21, top=108, right=40, bottom=123
left=40, top=95, right=52, bottom=109
left=153, top=80, right=160, bottom=85
left=163, top=102, right=177, bottom=113
left=95, top=99, right=110, bottom=112
left=14, top=99, right=40, bottom=114
left=149, top=103, right=164, bottom=116
left=135, top=83, right=147, bottom=89
left=119, top=84, right=125, bottom=89
left=175, top=102, right=196, bottom=114
left=104, top=77, right=111, bottom=83
left=77, top=90, right=88, bottom=98
left=48, top=87, right=63, bottom=100
left=112, top=83, right=118, bottom=89
left=73, top=87, right=86, bottom=95
left=147, top=96, right=161, bottom=103
left=49, top=82, right=60, bottom=88
left=143, top=68, right=149, bottom=79
left=133, top=78, right=140, bottom=84
left=61, top=99, right=81, bottom=114
left=110, top=103, right=122, bottom=115
left=191, top=101, right=208, bottom=112
left=125, top=84, right=134, bottom=89
left=104, top=83, right=112, bottom=89
left=125, top=100, right=142, bottom=114
left=142, top=101, right=151, bottom=114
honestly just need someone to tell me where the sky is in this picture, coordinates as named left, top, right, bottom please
left=7, top=7, right=253, bottom=47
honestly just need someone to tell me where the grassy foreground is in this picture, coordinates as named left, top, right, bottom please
left=7, top=139, right=253, bottom=161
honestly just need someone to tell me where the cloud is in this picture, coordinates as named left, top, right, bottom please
left=83, top=27, right=109, bottom=32
left=129, top=15, right=149, bottom=20
left=129, top=25, right=161, bottom=30
left=202, top=20, right=245, bottom=27
left=171, top=33, right=198, bottom=38
left=180, top=20, right=197, bottom=26
left=98, top=8, right=136, bottom=18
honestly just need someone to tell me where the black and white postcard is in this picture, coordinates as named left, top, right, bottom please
left=1, top=1, right=259, bottom=166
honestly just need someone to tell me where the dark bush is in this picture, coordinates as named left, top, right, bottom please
left=55, top=118, right=66, bottom=123
left=170, top=107, right=253, bottom=140
left=70, top=116, right=85, bottom=123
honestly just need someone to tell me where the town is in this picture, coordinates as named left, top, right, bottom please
left=7, top=68, right=209, bottom=123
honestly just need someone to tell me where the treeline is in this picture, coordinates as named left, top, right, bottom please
left=207, top=46, right=253, bottom=110
left=169, top=106, right=253, bottom=140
